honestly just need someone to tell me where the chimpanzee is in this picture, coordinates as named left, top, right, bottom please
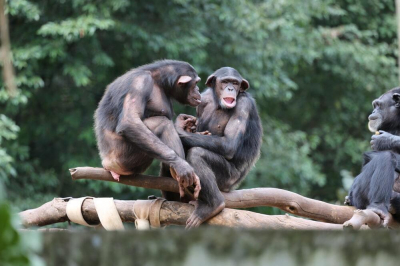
left=175, top=67, right=262, bottom=228
left=94, top=60, right=202, bottom=201
left=347, top=87, right=400, bottom=226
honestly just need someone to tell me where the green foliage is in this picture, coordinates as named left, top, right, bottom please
left=0, top=201, right=44, bottom=266
left=0, top=115, right=19, bottom=179
left=1, top=0, right=399, bottom=211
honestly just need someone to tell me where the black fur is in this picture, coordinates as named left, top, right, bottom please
left=176, top=67, right=262, bottom=226
left=347, top=87, right=400, bottom=222
left=94, top=60, right=201, bottom=201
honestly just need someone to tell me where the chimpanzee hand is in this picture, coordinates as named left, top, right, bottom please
left=370, top=131, right=400, bottom=151
left=175, top=114, right=197, bottom=133
left=196, top=130, right=211, bottom=136
left=170, top=159, right=201, bottom=199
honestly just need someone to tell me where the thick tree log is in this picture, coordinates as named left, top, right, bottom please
left=70, top=167, right=355, bottom=224
left=19, top=198, right=343, bottom=230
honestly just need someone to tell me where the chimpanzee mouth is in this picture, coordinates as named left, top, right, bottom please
left=223, top=97, right=236, bottom=108
left=368, top=118, right=382, bottom=133
left=189, top=97, right=201, bottom=106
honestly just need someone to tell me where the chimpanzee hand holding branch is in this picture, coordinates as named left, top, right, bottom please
left=175, top=67, right=262, bottom=228
left=347, top=89, right=400, bottom=226
left=94, top=60, right=202, bottom=200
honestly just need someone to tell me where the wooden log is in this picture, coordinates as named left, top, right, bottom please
left=343, top=209, right=400, bottom=230
left=19, top=198, right=343, bottom=230
left=70, top=167, right=355, bottom=224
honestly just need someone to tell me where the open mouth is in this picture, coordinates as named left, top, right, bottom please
left=223, top=97, right=236, bottom=108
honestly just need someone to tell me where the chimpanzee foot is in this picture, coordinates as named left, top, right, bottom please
left=367, top=205, right=390, bottom=227
left=185, top=201, right=225, bottom=229
left=110, top=171, right=120, bottom=182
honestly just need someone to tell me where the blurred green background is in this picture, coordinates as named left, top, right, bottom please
left=1, top=0, right=399, bottom=213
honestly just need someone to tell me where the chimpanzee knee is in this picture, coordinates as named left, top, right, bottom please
left=186, top=147, right=206, bottom=164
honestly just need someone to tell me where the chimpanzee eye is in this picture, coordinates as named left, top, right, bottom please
left=221, top=80, right=227, bottom=84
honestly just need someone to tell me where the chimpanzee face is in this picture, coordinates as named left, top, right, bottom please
left=368, top=91, right=400, bottom=132
left=215, top=77, right=241, bottom=109
left=206, top=67, right=250, bottom=109
left=176, top=75, right=202, bottom=107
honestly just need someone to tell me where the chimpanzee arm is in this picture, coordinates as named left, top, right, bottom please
left=116, top=76, right=181, bottom=166
left=371, top=131, right=400, bottom=152
left=178, top=98, right=252, bottom=160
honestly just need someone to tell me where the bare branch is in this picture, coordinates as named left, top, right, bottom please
left=71, top=167, right=355, bottom=223
left=19, top=198, right=343, bottom=230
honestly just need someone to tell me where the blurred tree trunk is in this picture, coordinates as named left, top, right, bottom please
left=0, top=0, right=17, bottom=96
left=396, top=0, right=400, bottom=85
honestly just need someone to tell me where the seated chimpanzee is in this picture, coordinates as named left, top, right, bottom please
left=347, top=88, right=400, bottom=226
left=95, top=60, right=202, bottom=201
left=175, top=67, right=262, bottom=228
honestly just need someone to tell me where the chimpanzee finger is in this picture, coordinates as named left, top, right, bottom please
left=180, top=176, right=188, bottom=188
left=169, top=167, right=178, bottom=181
left=179, top=184, right=186, bottom=198
left=371, top=135, right=378, bottom=140
left=188, top=174, right=194, bottom=187
left=193, top=174, right=201, bottom=199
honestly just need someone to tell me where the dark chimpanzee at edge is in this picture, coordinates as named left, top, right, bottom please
left=175, top=67, right=262, bottom=228
left=347, top=87, right=400, bottom=226
left=94, top=60, right=202, bottom=202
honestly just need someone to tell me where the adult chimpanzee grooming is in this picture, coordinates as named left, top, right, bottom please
left=175, top=67, right=262, bottom=228
left=347, top=88, right=400, bottom=226
left=94, top=60, right=202, bottom=201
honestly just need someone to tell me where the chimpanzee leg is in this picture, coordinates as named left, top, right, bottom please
left=144, top=116, right=185, bottom=201
left=367, top=152, right=397, bottom=213
left=350, top=151, right=397, bottom=224
left=185, top=147, right=232, bottom=228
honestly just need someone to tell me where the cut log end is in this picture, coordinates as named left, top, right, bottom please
left=69, top=168, right=77, bottom=175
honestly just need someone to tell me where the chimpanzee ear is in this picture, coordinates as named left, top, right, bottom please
left=240, top=79, right=250, bottom=92
left=205, top=75, right=216, bottom=87
left=177, top=76, right=192, bottom=85
left=393, top=93, right=400, bottom=103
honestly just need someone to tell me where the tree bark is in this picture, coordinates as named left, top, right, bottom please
left=19, top=198, right=343, bottom=230
left=0, top=0, right=17, bottom=96
left=70, top=167, right=355, bottom=224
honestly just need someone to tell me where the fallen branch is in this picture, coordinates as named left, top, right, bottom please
left=70, top=167, right=355, bottom=224
left=19, top=198, right=343, bottom=230
left=343, top=209, right=400, bottom=230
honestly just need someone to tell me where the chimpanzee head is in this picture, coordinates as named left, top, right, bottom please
left=205, top=67, right=249, bottom=109
left=167, top=61, right=201, bottom=107
left=175, top=74, right=201, bottom=107
left=368, top=88, right=400, bottom=133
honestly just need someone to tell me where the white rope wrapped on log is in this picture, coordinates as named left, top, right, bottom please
left=66, top=197, right=166, bottom=231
